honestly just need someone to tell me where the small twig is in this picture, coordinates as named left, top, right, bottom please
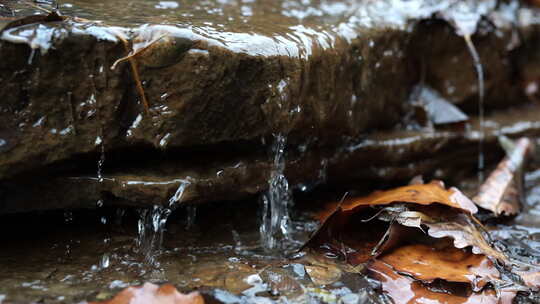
left=109, top=30, right=150, bottom=113
left=111, top=34, right=166, bottom=70
left=371, top=219, right=395, bottom=256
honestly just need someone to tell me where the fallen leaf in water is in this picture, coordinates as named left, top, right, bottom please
left=90, top=283, right=204, bottom=304
left=301, top=250, right=364, bottom=286
left=306, top=181, right=490, bottom=265
left=305, top=209, right=415, bottom=265
left=425, top=213, right=508, bottom=263
left=375, top=204, right=435, bottom=230
left=473, top=137, right=532, bottom=216
left=368, top=260, right=515, bottom=304
left=516, top=269, right=540, bottom=289
left=375, top=204, right=508, bottom=263
left=379, top=242, right=499, bottom=291
left=341, top=181, right=477, bottom=214
left=304, top=261, right=343, bottom=286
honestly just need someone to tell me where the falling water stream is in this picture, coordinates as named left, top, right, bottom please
left=260, top=133, right=293, bottom=252
left=137, top=179, right=191, bottom=263
left=439, top=0, right=492, bottom=182
left=463, top=34, right=486, bottom=183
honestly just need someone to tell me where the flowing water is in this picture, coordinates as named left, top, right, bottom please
left=260, top=134, right=293, bottom=252
left=1, top=154, right=539, bottom=303
left=463, top=34, right=486, bottom=183
left=136, top=179, right=191, bottom=263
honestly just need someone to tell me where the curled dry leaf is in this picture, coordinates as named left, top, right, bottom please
left=473, top=137, right=532, bottom=216
left=425, top=214, right=508, bottom=263
left=368, top=260, right=515, bottom=304
left=376, top=204, right=435, bottom=230
left=379, top=242, right=500, bottom=291
left=90, top=283, right=204, bottom=304
left=515, top=269, right=540, bottom=289
left=305, top=210, right=415, bottom=266
left=341, top=181, right=478, bottom=214
left=376, top=205, right=508, bottom=264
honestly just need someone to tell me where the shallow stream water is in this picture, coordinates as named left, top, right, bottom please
left=0, top=149, right=539, bottom=303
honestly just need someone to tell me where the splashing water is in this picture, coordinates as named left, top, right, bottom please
left=136, top=179, right=191, bottom=263
left=260, top=133, right=293, bottom=252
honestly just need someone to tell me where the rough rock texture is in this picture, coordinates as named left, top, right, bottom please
left=1, top=0, right=540, bottom=213
left=2, top=102, right=540, bottom=214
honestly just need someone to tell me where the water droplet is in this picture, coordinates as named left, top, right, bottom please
left=64, top=211, right=73, bottom=224
left=27, top=49, right=36, bottom=65
left=100, top=253, right=110, bottom=269
left=97, top=141, right=105, bottom=183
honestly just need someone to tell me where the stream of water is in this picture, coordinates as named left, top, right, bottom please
left=463, top=34, right=486, bottom=183
left=136, top=179, right=191, bottom=263
left=260, top=133, right=293, bottom=252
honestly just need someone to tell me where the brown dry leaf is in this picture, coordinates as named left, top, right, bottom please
left=90, top=283, right=204, bottom=304
left=304, top=262, right=343, bottom=286
left=473, top=137, right=532, bottom=216
left=425, top=214, right=508, bottom=263
left=368, top=260, right=515, bottom=304
left=379, top=242, right=499, bottom=291
left=515, top=269, right=540, bottom=289
left=305, top=181, right=483, bottom=266
left=305, top=209, right=414, bottom=266
left=376, top=204, right=437, bottom=230
left=376, top=205, right=508, bottom=264
left=341, top=181, right=478, bottom=214
left=301, top=251, right=364, bottom=286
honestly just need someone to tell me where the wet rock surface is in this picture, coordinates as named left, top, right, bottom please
left=1, top=0, right=540, bottom=213
left=2, top=101, right=540, bottom=214
left=2, top=1, right=540, bottom=303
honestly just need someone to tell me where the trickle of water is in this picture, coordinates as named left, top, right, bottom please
left=97, top=141, right=105, bottom=183
left=185, top=205, right=197, bottom=229
left=260, top=133, right=293, bottom=252
left=440, top=0, right=491, bottom=183
left=136, top=179, right=191, bottom=263
left=100, top=253, right=110, bottom=269
left=27, top=49, right=36, bottom=65
left=463, top=34, right=485, bottom=182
